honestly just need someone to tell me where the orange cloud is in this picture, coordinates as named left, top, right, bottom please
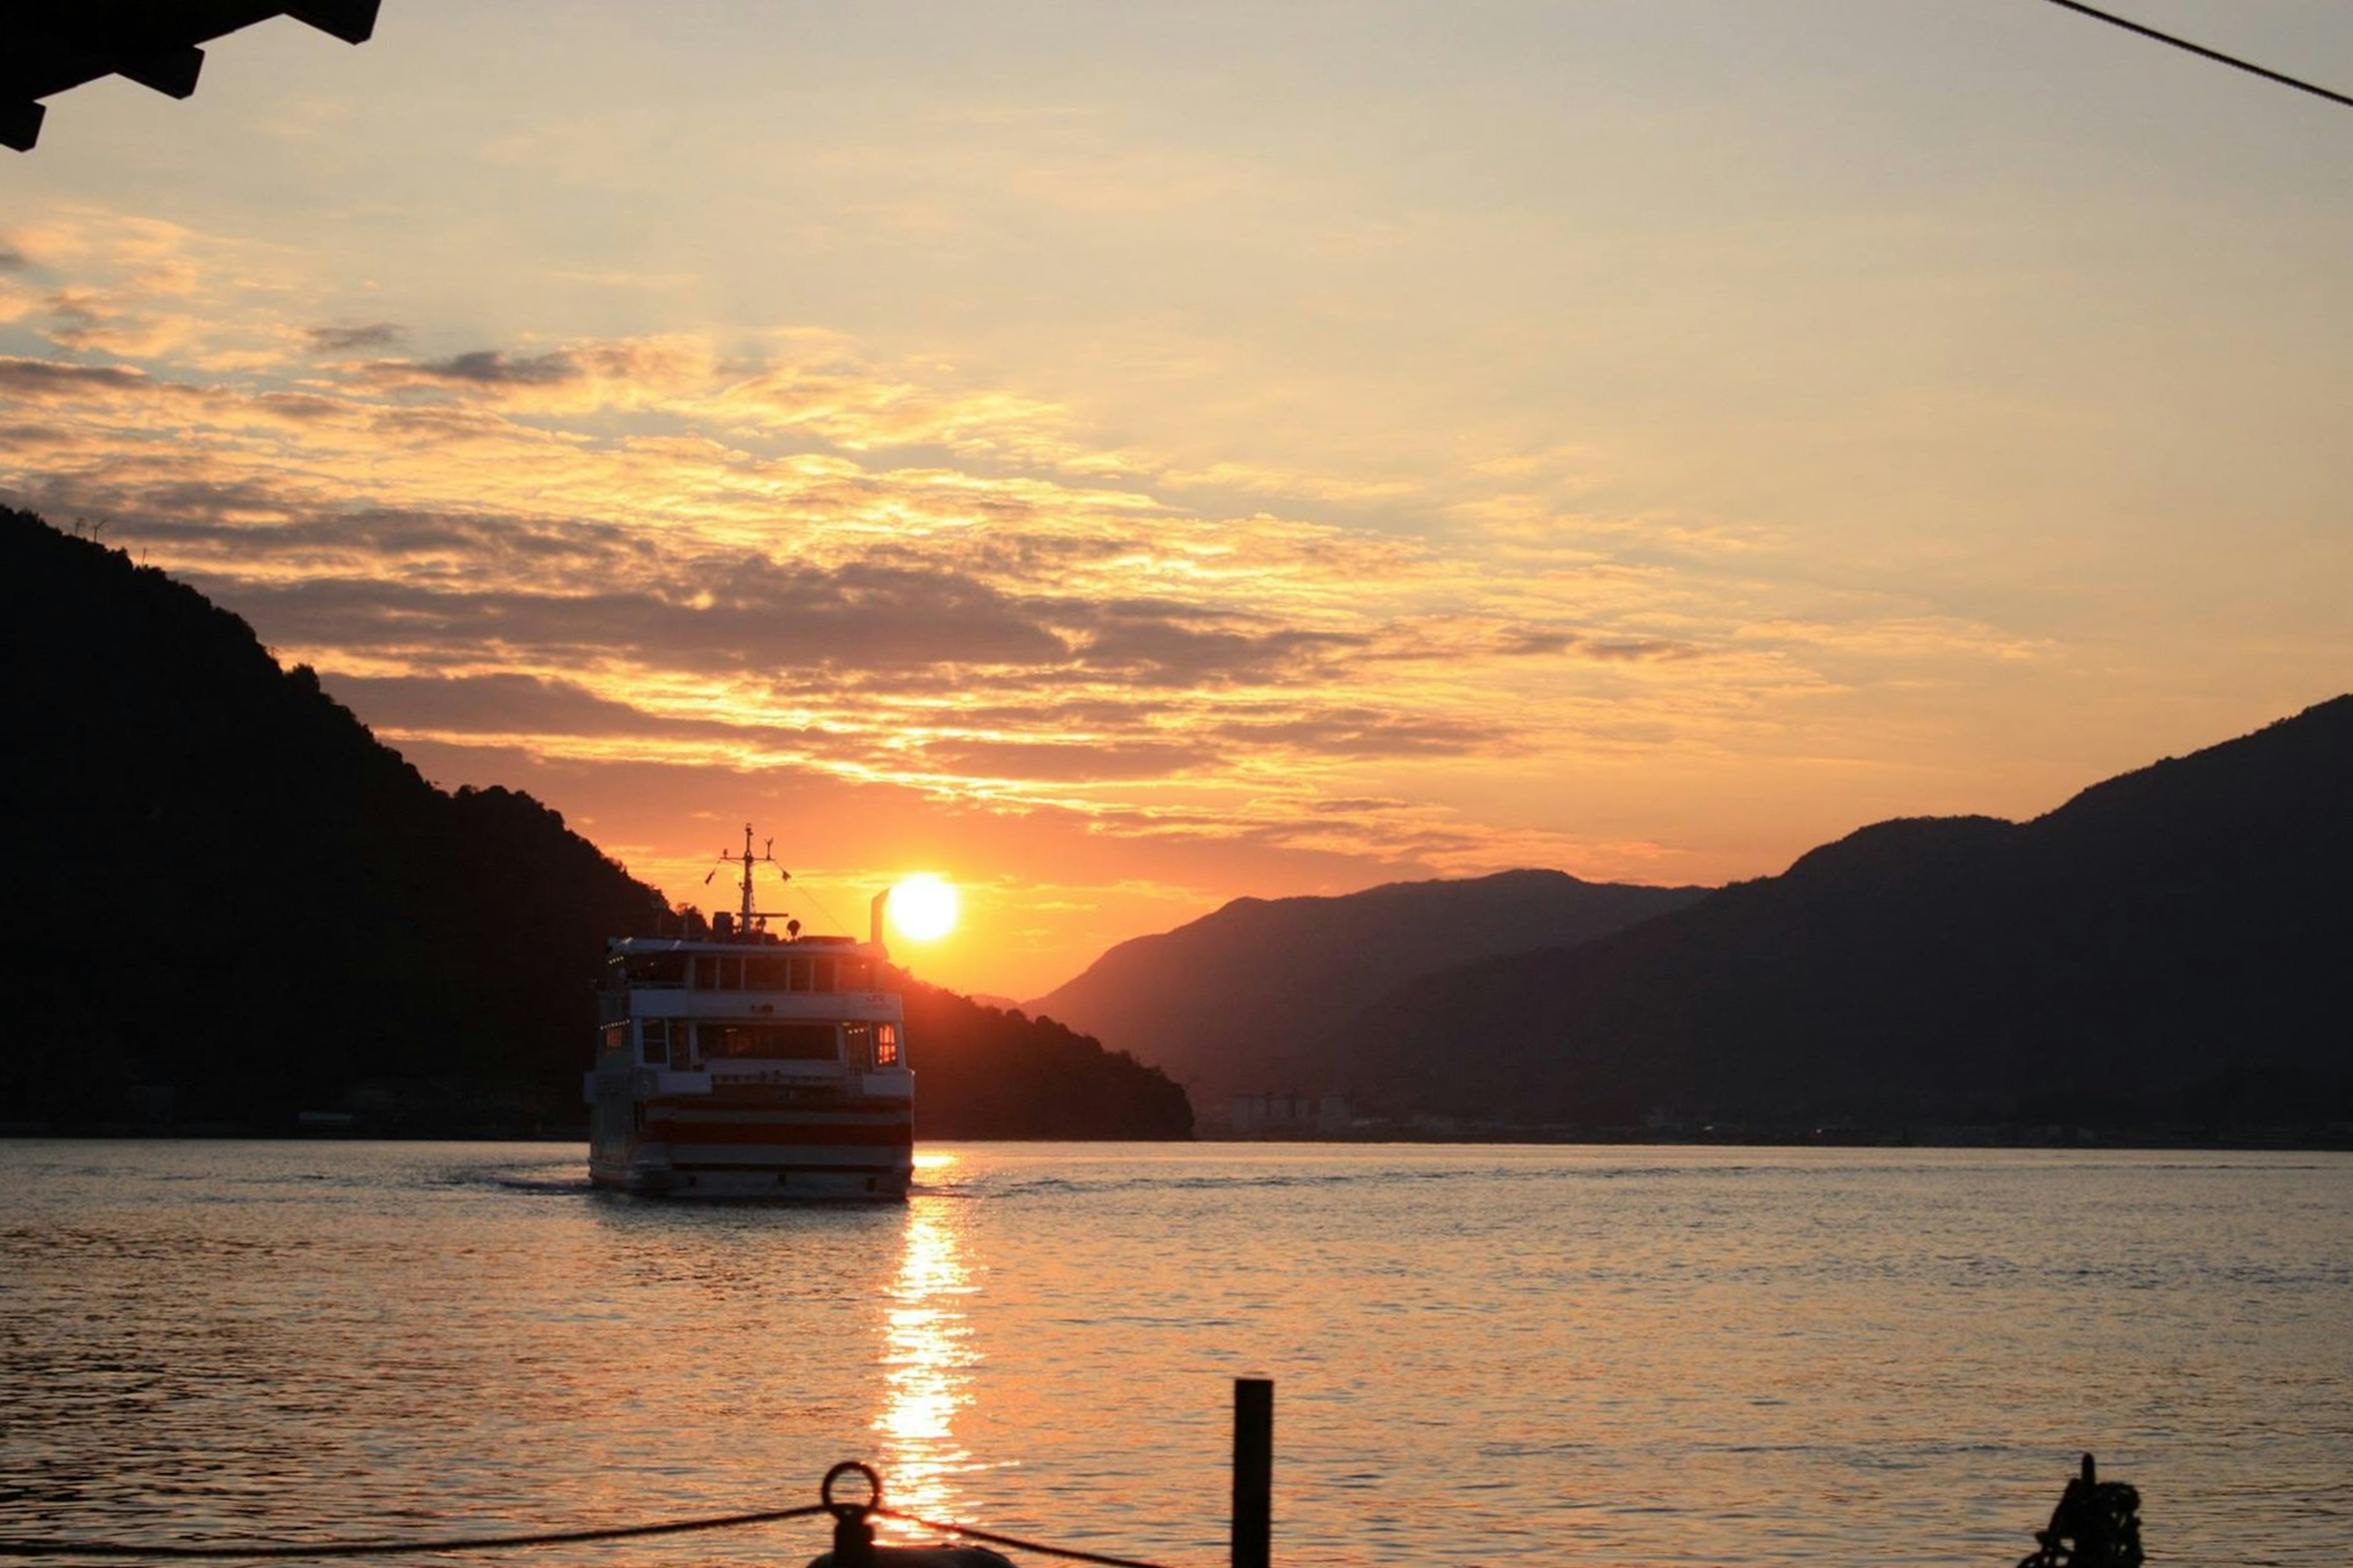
left=0, top=203, right=2088, bottom=993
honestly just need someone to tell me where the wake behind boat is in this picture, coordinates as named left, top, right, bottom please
left=585, top=828, right=914, bottom=1199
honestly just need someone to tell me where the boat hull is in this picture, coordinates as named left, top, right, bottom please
left=589, top=1098, right=912, bottom=1200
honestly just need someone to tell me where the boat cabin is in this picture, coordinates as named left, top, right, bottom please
left=596, top=935, right=905, bottom=1077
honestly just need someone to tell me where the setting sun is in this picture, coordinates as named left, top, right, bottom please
left=888, top=876, right=960, bottom=943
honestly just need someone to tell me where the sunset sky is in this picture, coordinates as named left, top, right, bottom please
left=5, top=1, right=2349, bottom=996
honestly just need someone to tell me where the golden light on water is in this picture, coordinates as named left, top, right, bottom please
left=887, top=877, right=960, bottom=944
left=873, top=1199, right=979, bottom=1539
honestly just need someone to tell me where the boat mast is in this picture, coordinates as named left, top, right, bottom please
left=712, top=823, right=790, bottom=939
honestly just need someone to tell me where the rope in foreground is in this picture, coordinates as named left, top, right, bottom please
left=0, top=1464, right=1184, bottom=1568
left=0, top=1450, right=2139, bottom=1568
left=0, top=1505, right=837, bottom=1560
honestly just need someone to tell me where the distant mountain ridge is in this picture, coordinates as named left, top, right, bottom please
left=0, top=508, right=1188, bottom=1138
left=1333, top=698, right=2353, bottom=1135
left=1027, top=868, right=1709, bottom=1097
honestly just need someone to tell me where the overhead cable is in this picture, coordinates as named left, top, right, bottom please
left=2036, top=0, right=2353, bottom=112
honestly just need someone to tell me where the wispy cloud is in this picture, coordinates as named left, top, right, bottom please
left=390, top=349, right=584, bottom=387
left=0, top=202, right=2090, bottom=990
left=305, top=322, right=406, bottom=352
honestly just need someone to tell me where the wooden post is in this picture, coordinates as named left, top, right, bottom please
left=1232, top=1377, right=1273, bottom=1568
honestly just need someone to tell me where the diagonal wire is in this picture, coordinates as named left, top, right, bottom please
left=2036, top=0, right=2353, bottom=110
left=872, top=1507, right=1182, bottom=1568
left=789, top=876, right=852, bottom=939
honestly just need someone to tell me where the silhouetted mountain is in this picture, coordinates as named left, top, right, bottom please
left=1027, top=869, right=1708, bottom=1097
left=0, top=509, right=1188, bottom=1138
left=1337, top=700, right=2353, bottom=1137
left=903, top=983, right=1191, bottom=1139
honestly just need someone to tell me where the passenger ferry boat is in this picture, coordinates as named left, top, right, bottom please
left=586, top=829, right=914, bottom=1199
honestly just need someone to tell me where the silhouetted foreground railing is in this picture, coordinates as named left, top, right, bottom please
left=0, top=1381, right=2137, bottom=1567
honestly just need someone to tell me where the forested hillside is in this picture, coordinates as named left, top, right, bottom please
left=0, top=509, right=1188, bottom=1138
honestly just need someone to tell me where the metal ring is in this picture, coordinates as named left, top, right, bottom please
left=821, top=1461, right=883, bottom=1516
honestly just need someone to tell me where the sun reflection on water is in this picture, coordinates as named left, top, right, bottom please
left=874, top=1159, right=980, bottom=1538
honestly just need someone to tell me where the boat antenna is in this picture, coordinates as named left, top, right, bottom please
left=703, top=824, right=790, bottom=939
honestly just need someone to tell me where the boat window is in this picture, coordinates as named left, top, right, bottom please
left=624, top=953, right=686, bottom=988
left=694, top=955, right=744, bottom=990
left=788, top=956, right=814, bottom=992
left=601, top=1023, right=629, bottom=1057
left=875, top=1022, right=900, bottom=1068
left=745, top=956, right=789, bottom=991
left=843, top=1021, right=871, bottom=1070
left=838, top=959, right=872, bottom=991
left=641, top=1018, right=670, bottom=1066
left=812, top=956, right=837, bottom=993
left=697, top=1022, right=839, bottom=1061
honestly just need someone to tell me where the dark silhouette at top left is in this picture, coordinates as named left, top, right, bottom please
left=1, top=1, right=380, bottom=152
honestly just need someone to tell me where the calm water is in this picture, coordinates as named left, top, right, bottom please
left=1, top=1143, right=2348, bottom=1567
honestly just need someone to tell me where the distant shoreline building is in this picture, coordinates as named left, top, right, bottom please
left=1229, top=1091, right=1352, bottom=1138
